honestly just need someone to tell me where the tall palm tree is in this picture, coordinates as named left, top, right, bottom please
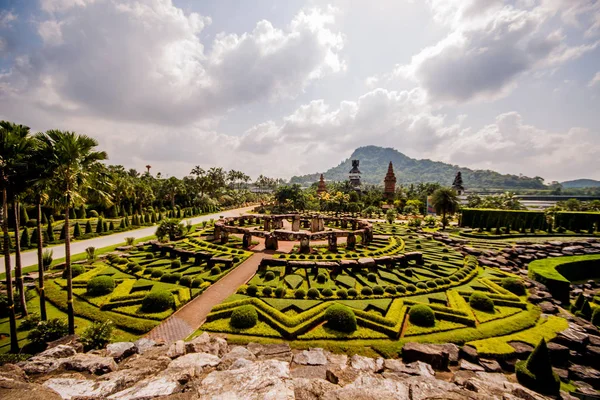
left=431, top=187, right=460, bottom=230
left=0, top=121, right=32, bottom=353
left=36, top=130, right=108, bottom=334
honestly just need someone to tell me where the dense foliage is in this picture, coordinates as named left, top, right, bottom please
left=80, top=320, right=114, bottom=351
left=230, top=305, right=258, bottom=329
left=141, top=291, right=175, bottom=313
left=324, top=304, right=357, bottom=333
left=86, top=276, right=115, bottom=296
left=408, top=304, right=435, bottom=327
left=27, top=318, right=69, bottom=348
left=469, top=292, right=495, bottom=312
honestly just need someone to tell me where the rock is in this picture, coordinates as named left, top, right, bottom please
left=322, top=372, right=410, bottom=400
left=43, top=377, right=120, bottom=399
left=0, top=379, right=63, bottom=400
left=291, top=365, right=328, bottom=380
left=383, top=360, right=434, bottom=378
left=586, top=346, right=600, bottom=369
left=293, top=348, right=328, bottom=366
left=349, top=355, right=383, bottom=372
left=45, top=335, right=83, bottom=353
left=217, top=345, right=257, bottom=370
left=407, top=375, right=486, bottom=400
left=133, top=338, right=156, bottom=354
left=166, top=352, right=221, bottom=378
left=166, top=340, right=186, bottom=358
left=107, top=375, right=182, bottom=400
left=553, top=328, right=590, bottom=352
left=19, top=357, right=63, bottom=375
left=508, top=341, right=534, bottom=359
left=459, top=359, right=485, bottom=372
left=326, top=353, right=348, bottom=369
left=0, top=364, right=27, bottom=382
left=438, top=343, right=460, bottom=365
left=292, top=378, right=338, bottom=400
left=478, top=358, right=502, bottom=373
left=62, top=353, right=118, bottom=375
left=459, top=345, right=479, bottom=363
left=401, top=342, right=449, bottom=370
left=36, top=344, right=77, bottom=359
left=546, top=342, right=569, bottom=366
left=589, top=335, right=600, bottom=347
left=538, top=301, right=557, bottom=314
left=247, top=342, right=292, bottom=362
left=196, top=360, right=294, bottom=399
left=106, top=342, right=137, bottom=362
left=569, top=364, right=600, bottom=389
left=553, top=367, right=569, bottom=381
left=326, top=365, right=361, bottom=386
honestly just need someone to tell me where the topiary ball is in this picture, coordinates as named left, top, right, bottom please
left=322, top=288, right=333, bottom=297
left=264, top=271, right=275, bottom=281
left=307, top=288, right=320, bottom=298
left=316, top=273, right=327, bottom=283
left=367, top=273, right=377, bottom=282
left=361, top=287, right=373, bottom=296
left=406, top=284, right=417, bottom=292
left=127, top=262, right=138, bottom=270
left=416, top=282, right=427, bottom=289
left=396, top=285, right=406, bottom=294
left=347, top=288, right=358, bottom=297
left=246, top=284, right=258, bottom=296
left=63, top=265, right=85, bottom=279
left=191, top=278, right=204, bottom=288
left=180, top=276, right=192, bottom=287
left=86, top=276, right=115, bottom=296
left=385, top=286, right=396, bottom=295
left=295, top=289, right=306, bottom=299
left=230, top=305, right=258, bottom=329
left=336, top=288, right=348, bottom=299
left=426, top=281, right=437, bottom=288
left=145, top=253, right=154, bottom=260
left=151, top=269, right=164, bottom=278
left=262, top=286, right=272, bottom=297
left=171, top=260, right=181, bottom=268
left=408, top=304, right=435, bottom=327
left=501, top=278, right=526, bottom=296
left=373, top=286, right=384, bottom=295
left=324, top=304, right=357, bottom=333
left=141, top=290, right=174, bottom=313
left=469, top=292, right=495, bottom=312
left=275, top=287, right=286, bottom=298
left=132, top=265, right=143, bottom=273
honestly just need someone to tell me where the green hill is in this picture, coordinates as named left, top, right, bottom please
left=290, top=146, right=546, bottom=189
left=561, top=179, right=600, bottom=188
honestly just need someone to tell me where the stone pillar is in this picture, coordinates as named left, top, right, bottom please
left=311, top=217, right=320, bottom=233
left=328, top=234, right=338, bottom=253
left=263, top=218, right=271, bottom=232
left=341, top=220, right=348, bottom=229
left=299, top=236, right=310, bottom=254
left=318, top=218, right=324, bottom=232
left=214, top=225, right=222, bottom=242
left=335, top=219, right=340, bottom=227
left=363, top=228, right=373, bottom=245
left=220, top=230, right=229, bottom=245
left=292, top=216, right=300, bottom=232
left=242, top=233, right=252, bottom=249
left=351, top=220, right=357, bottom=230
left=239, top=218, right=245, bottom=226
left=265, top=234, right=278, bottom=251
left=346, top=233, right=356, bottom=250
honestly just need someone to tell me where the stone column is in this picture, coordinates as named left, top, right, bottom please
left=311, top=217, right=320, bottom=233
left=242, top=233, right=252, bottom=249
left=220, top=230, right=229, bottom=245
left=318, top=218, right=324, bottom=232
left=265, top=234, right=279, bottom=251
left=263, top=218, right=271, bottom=232
left=239, top=218, right=245, bottom=226
left=299, top=236, right=310, bottom=254
left=341, top=220, right=348, bottom=229
left=351, top=220, right=357, bottom=230
left=214, top=225, right=222, bottom=242
left=328, top=234, right=338, bottom=253
left=292, top=216, right=300, bottom=232
left=346, top=233, right=356, bottom=250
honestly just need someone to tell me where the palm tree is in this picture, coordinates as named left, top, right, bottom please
left=431, top=187, right=459, bottom=230
left=0, top=121, right=32, bottom=353
left=36, top=130, right=108, bottom=334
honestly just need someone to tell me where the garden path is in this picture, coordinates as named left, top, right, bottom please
left=145, top=252, right=268, bottom=343
left=0, top=205, right=256, bottom=274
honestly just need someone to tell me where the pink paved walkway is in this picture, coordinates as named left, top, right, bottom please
left=145, top=253, right=267, bottom=343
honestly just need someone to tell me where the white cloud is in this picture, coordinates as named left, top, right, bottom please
left=396, top=0, right=599, bottom=103
left=0, top=11, right=17, bottom=28
left=1, top=0, right=344, bottom=125
left=589, top=72, right=600, bottom=88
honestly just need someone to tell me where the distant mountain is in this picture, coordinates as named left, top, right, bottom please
left=561, top=179, right=600, bottom=188
left=290, top=146, right=547, bottom=189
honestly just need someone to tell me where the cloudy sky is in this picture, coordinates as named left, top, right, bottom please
left=1, top=0, right=599, bottom=182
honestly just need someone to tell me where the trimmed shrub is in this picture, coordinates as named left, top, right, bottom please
left=19, top=313, right=41, bottom=331
left=180, top=276, right=192, bottom=287
left=385, top=286, right=396, bottom=295
left=469, top=292, right=495, bottom=312
left=426, top=281, right=437, bottom=289
left=191, top=278, right=204, bottom=288
left=408, top=304, right=435, bottom=327
left=324, top=304, right=357, bottom=333
left=146, top=254, right=154, bottom=260
left=501, top=278, right=526, bottom=296
left=246, top=285, right=259, bottom=296
left=171, top=260, right=181, bottom=268
left=396, top=285, right=406, bottom=294
left=322, top=288, right=333, bottom=298
left=316, top=273, right=327, bottom=283
left=416, top=282, right=427, bottom=289
left=63, top=264, right=85, bottom=279
left=127, top=261, right=138, bottom=270
left=151, top=270, right=164, bottom=278
left=515, top=339, right=560, bottom=395
left=336, top=288, right=348, bottom=299
left=592, top=307, right=600, bottom=327
left=373, top=286, right=384, bottom=295
left=262, top=286, right=272, bottom=297
left=264, top=271, right=275, bottom=281
left=367, top=273, right=377, bottom=282
left=275, top=287, right=286, bottom=298
left=230, top=305, right=258, bottom=329
left=361, top=287, right=373, bottom=296
left=87, top=276, right=115, bottom=296
left=295, top=289, right=306, bottom=299
left=347, top=288, right=358, bottom=297
left=434, top=278, right=444, bottom=286
left=210, top=266, right=221, bottom=275
left=307, top=288, right=320, bottom=299
left=141, top=291, right=174, bottom=313
left=406, top=284, right=417, bottom=292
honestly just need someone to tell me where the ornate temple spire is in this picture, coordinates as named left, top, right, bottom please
left=317, top=174, right=327, bottom=195
left=384, top=161, right=396, bottom=199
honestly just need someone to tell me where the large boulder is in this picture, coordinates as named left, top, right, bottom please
left=321, top=372, right=410, bottom=400
left=36, top=344, right=77, bottom=359
left=218, top=345, right=257, bottom=370
left=62, top=353, right=118, bottom=375
left=185, top=333, right=228, bottom=357
left=552, top=328, right=589, bottom=352
left=293, top=348, right=328, bottom=366
left=401, top=342, right=449, bottom=370
left=43, top=377, right=120, bottom=400
left=349, top=355, right=383, bottom=372
left=247, top=342, right=292, bottom=362
left=0, top=379, right=62, bottom=400
left=106, top=342, right=137, bottom=362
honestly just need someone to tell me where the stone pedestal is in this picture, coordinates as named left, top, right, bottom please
left=265, top=234, right=278, bottom=251
left=341, top=220, right=348, bottom=229
left=311, top=217, right=324, bottom=233
left=363, top=228, right=373, bottom=245
left=351, top=220, right=357, bottom=230
left=346, top=233, right=356, bottom=250
left=328, top=234, right=338, bottom=253
left=242, top=233, right=252, bottom=249
left=292, top=216, right=300, bottom=232
left=299, top=236, right=310, bottom=254
left=239, top=218, right=245, bottom=226
left=214, top=225, right=222, bottom=242
left=220, top=230, right=229, bottom=245
left=263, top=218, right=271, bottom=232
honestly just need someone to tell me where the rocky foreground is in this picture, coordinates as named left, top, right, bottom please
left=0, top=333, right=586, bottom=400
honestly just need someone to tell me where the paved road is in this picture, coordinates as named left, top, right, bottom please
left=0, top=205, right=256, bottom=273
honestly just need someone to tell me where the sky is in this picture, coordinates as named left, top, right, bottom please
left=0, top=0, right=599, bottom=183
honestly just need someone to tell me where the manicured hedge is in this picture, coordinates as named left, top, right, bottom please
left=460, top=209, right=547, bottom=231
left=528, top=255, right=600, bottom=302
left=87, top=276, right=115, bottom=296
left=230, top=305, right=258, bottom=329
left=555, top=211, right=600, bottom=233
left=324, top=304, right=357, bottom=333
left=141, top=291, right=174, bottom=313
left=408, top=304, right=435, bottom=327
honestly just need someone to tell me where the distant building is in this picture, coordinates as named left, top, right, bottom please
left=384, top=161, right=396, bottom=200
left=317, top=174, right=327, bottom=195
left=349, top=160, right=361, bottom=189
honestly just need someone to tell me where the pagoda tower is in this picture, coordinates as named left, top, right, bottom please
left=349, top=160, right=361, bottom=190
left=317, top=174, right=327, bottom=195
left=384, top=161, right=396, bottom=200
